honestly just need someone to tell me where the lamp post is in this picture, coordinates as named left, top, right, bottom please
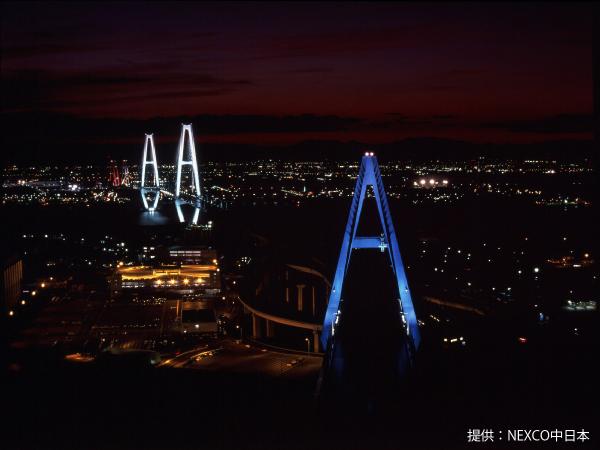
left=305, top=337, right=310, bottom=355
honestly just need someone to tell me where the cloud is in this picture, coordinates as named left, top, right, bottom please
left=1, top=111, right=364, bottom=143
left=381, top=114, right=459, bottom=130
left=252, top=27, right=451, bottom=60
left=482, top=114, right=592, bottom=134
left=1, top=43, right=109, bottom=59
left=420, top=85, right=460, bottom=92
left=0, top=110, right=369, bottom=164
left=1, top=69, right=253, bottom=112
left=288, top=67, right=334, bottom=74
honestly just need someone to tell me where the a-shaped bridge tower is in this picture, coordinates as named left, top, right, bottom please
left=321, top=152, right=420, bottom=355
left=175, top=124, right=201, bottom=199
left=140, top=134, right=160, bottom=188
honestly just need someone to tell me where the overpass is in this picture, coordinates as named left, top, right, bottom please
left=236, top=263, right=331, bottom=353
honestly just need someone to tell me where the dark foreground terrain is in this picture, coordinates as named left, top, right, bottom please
left=4, top=265, right=598, bottom=450
left=3, top=334, right=597, bottom=450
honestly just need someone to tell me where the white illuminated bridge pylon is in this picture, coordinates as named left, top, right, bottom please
left=141, top=189, right=159, bottom=212
left=175, top=199, right=200, bottom=225
left=140, top=134, right=160, bottom=188
left=175, top=124, right=201, bottom=199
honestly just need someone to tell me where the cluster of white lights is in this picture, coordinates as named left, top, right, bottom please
left=415, top=178, right=449, bottom=186
left=364, top=152, right=375, bottom=157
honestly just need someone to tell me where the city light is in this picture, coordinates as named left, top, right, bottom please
left=0, top=5, right=596, bottom=447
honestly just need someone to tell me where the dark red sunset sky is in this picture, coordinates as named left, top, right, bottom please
left=0, top=1, right=594, bottom=153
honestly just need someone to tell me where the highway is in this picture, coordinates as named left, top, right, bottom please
left=159, top=338, right=322, bottom=378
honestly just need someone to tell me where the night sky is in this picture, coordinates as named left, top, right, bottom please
left=0, top=2, right=594, bottom=163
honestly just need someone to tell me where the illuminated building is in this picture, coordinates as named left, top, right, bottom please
left=547, top=255, right=594, bottom=269
left=168, top=246, right=217, bottom=265
left=1, top=253, right=23, bottom=316
left=116, top=264, right=220, bottom=296
left=121, top=160, right=131, bottom=186
left=140, top=245, right=158, bottom=263
left=108, top=160, right=121, bottom=187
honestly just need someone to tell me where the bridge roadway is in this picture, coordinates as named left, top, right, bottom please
left=319, top=247, right=412, bottom=412
left=140, top=187, right=223, bottom=209
left=235, top=263, right=331, bottom=354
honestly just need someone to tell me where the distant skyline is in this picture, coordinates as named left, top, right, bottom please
left=0, top=2, right=594, bottom=163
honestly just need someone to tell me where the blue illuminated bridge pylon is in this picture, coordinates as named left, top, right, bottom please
left=321, top=152, right=420, bottom=355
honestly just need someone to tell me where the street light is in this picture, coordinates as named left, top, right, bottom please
left=305, top=337, right=310, bottom=355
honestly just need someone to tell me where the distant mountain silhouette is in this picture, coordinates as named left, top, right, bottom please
left=196, top=138, right=593, bottom=163
left=1, top=135, right=593, bottom=165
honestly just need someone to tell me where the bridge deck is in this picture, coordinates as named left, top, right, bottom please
left=320, top=248, right=411, bottom=412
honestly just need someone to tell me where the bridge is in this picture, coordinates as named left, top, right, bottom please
left=318, top=152, right=420, bottom=395
left=138, top=123, right=223, bottom=223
